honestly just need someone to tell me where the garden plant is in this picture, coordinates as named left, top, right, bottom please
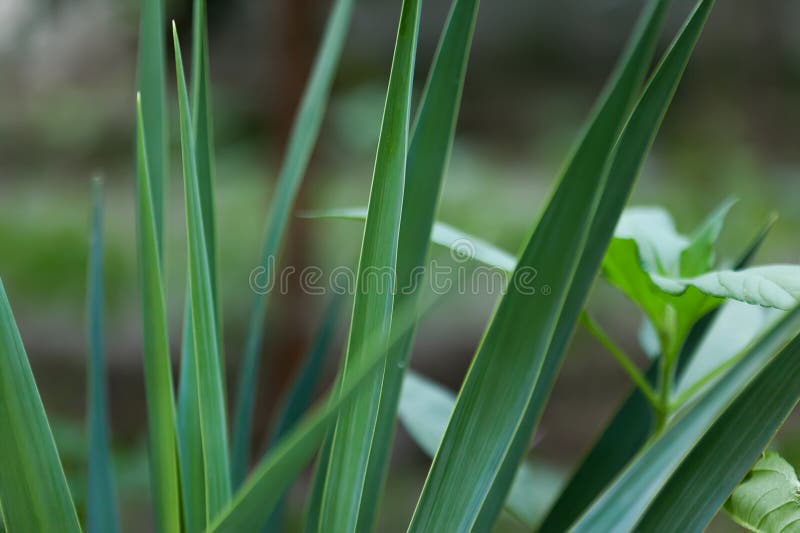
left=2, top=0, right=800, bottom=532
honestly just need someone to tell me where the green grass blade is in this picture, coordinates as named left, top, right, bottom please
left=231, top=0, right=355, bottom=487
left=408, top=1, right=670, bottom=529
left=136, top=0, right=168, bottom=253
left=260, top=297, right=342, bottom=531
left=570, top=307, right=800, bottom=532
left=356, top=1, right=480, bottom=527
left=0, top=285, right=80, bottom=532
left=135, top=94, right=182, bottom=533
left=303, top=431, right=333, bottom=533
left=317, top=0, right=421, bottom=529
left=177, top=1, right=218, bottom=529
left=86, top=177, right=120, bottom=533
left=172, top=22, right=231, bottom=520
left=635, top=333, right=800, bottom=531
left=208, top=296, right=437, bottom=532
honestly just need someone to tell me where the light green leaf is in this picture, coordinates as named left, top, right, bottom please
left=0, top=282, right=80, bottom=532
left=571, top=306, right=800, bottom=532
left=135, top=94, right=182, bottom=533
left=177, top=0, right=218, bottom=529
left=136, top=0, right=168, bottom=253
left=409, top=0, right=673, bottom=528
left=231, top=0, right=354, bottom=487
left=724, top=452, right=800, bottom=532
left=318, top=0, right=421, bottom=529
left=679, top=197, right=736, bottom=277
left=650, top=265, right=800, bottom=311
left=398, top=371, right=564, bottom=527
left=86, top=178, right=120, bottom=533
left=172, top=23, right=231, bottom=519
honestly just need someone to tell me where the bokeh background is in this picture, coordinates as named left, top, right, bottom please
left=2, top=0, right=800, bottom=530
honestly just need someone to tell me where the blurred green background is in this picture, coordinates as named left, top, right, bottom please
left=2, top=0, right=799, bottom=530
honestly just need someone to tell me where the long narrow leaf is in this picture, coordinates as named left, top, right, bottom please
left=86, top=177, right=120, bottom=533
left=177, top=0, right=218, bottom=529
left=318, top=0, right=421, bottom=529
left=261, top=297, right=342, bottom=531
left=230, top=0, right=355, bottom=486
left=357, top=0, right=481, bottom=528
left=542, top=210, right=775, bottom=531
left=173, top=23, right=231, bottom=519
left=0, top=283, right=80, bottom=532
left=135, top=94, right=182, bottom=533
left=136, top=0, right=168, bottom=252
left=571, top=306, right=800, bottom=531
left=208, top=296, right=438, bottom=532
left=409, top=1, right=670, bottom=529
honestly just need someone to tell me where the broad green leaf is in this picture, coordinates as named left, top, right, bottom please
left=208, top=296, right=438, bottom=532
left=136, top=0, right=168, bottom=253
left=318, top=0, right=421, bottom=528
left=570, top=306, right=800, bottom=532
left=231, top=0, right=354, bottom=487
left=172, top=24, right=231, bottom=519
left=177, top=0, right=218, bottom=529
left=398, top=371, right=564, bottom=527
left=261, top=297, right=342, bottom=532
left=541, top=211, right=776, bottom=532
left=357, top=0, right=481, bottom=528
left=412, top=0, right=689, bottom=528
left=724, top=452, right=800, bottom=532
left=86, top=178, right=120, bottom=533
left=0, top=283, right=80, bottom=532
left=650, top=265, right=800, bottom=310
left=135, top=94, right=182, bottom=533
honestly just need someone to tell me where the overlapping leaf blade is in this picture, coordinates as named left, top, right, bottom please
left=409, top=1, right=671, bottom=529
left=173, top=24, right=231, bottom=519
left=230, top=0, right=355, bottom=487
left=177, top=0, right=218, bottom=529
left=136, top=0, right=168, bottom=252
left=542, top=211, right=775, bottom=531
left=0, top=284, right=80, bottom=532
left=357, top=0, right=481, bottom=527
left=86, top=178, right=120, bottom=533
left=135, top=95, right=182, bottom=533
left=571, top=306, right=800, bottom=532
left=318, top=0, right=421, bottom=528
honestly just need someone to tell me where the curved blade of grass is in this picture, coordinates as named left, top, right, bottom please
left=357, top=0, right=481, bottom=528
left=408, top=1, right=670, bottom=530
left=135, top=94, right=182, bottom=533
left=635, top=328, right=800, bottom=531
left=208, top=296, right=438, bottom=532
left=570, top=306, right=800, bottom=532
left=136, top=0, right=168, bottom=252
left=86, top=177, right=120, bottom=533
left=231, top=0, right=355, bottom=487
left=541, top=210, right=776, bottom=532
left=303, top=431, right=333, bottom=533
left=173, top=23, right=231, bottom=519
left=0, top=284, right=80, bottom=532
left=260, top=296, right=342, bottom=532
left=317, top=0, right=421, bottom=529
left=177, top=1, right=218, bottom=529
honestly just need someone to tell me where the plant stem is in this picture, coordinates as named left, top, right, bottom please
left=580, top=312, right=661, bottom=411
left=669, top=345, right=749, bottom=410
